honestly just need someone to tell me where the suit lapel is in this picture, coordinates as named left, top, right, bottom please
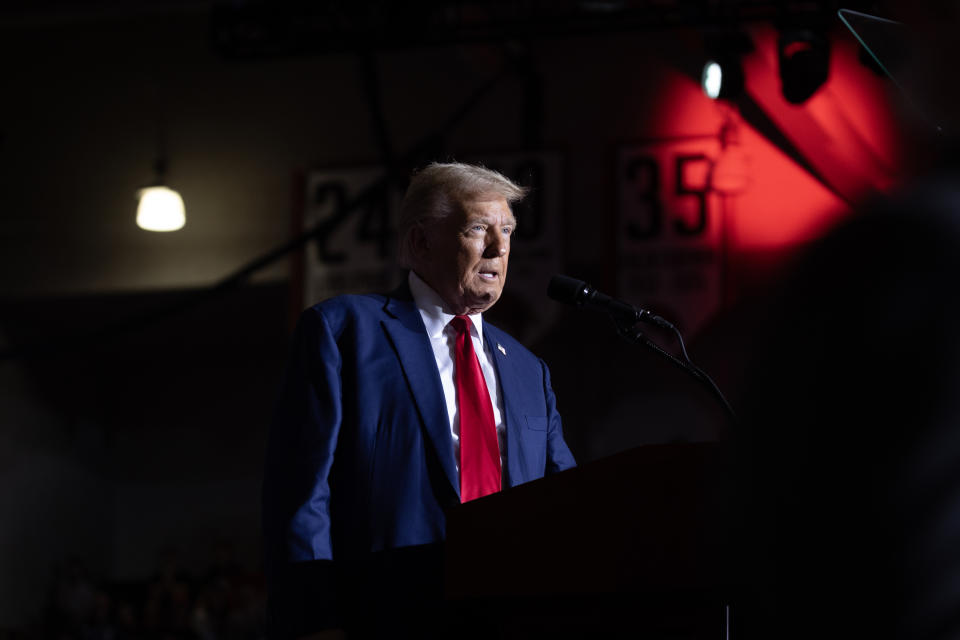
left=483, top=324, right=530, bottom=488
left=381, top=287, right=461, bottom=500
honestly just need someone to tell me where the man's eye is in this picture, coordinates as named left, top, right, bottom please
left=502, top=227, right=513, bottom=235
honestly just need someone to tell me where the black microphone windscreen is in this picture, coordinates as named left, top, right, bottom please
left=547, top=275, right=587, bottom=305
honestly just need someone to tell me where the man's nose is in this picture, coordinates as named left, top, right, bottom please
left=485, top=230, right=508, bottom=257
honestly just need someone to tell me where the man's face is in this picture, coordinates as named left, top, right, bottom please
left=415, top=196, right=516, bottom=315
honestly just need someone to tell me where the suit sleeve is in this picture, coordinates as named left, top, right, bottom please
left=542, top=358, right=577, bottom=474
left=263, top=307, right=344, bottom=636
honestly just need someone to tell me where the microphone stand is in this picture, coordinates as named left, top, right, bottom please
left=611, top=314, right=738, bottom=427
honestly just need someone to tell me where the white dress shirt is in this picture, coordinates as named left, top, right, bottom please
left=408, top=271, right=506, bottom=473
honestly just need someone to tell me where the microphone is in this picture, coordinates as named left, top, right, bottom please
left=547, top=275, right=737, bottom=424
left=547, top=275, right=673, bottom=329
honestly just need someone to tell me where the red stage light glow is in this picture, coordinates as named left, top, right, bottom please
left=645, top=24, right=903, bottom=255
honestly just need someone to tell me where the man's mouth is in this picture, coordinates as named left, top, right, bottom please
left=478, top=269, right=499, bottom=281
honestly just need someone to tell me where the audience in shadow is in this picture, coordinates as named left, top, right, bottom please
left=42, top=543, right=265, bottom=640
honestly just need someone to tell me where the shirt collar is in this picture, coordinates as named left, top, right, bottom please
left=408, top=270, right=484, bottom=342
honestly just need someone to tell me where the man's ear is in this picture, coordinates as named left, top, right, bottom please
left=409, top=224, right=430, bottom=261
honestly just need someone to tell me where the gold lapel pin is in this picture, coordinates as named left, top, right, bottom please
left=497, top=343, right=506, bottom=356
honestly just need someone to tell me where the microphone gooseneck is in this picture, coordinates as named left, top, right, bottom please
left=546, top=274, right=737, bottom=425
left=546, top=275, right=673, bottom=330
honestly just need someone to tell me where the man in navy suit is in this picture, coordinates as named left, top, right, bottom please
left=263, top=163, right=576, bottom=638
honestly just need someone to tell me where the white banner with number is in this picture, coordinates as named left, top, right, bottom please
left=303, top=153, right=562, bottom=342
left=303, top=167, right=403, bottom=305
left=617, top=140, right=726, bottom=337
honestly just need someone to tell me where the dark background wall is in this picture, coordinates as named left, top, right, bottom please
left=0, top=1, right=910, bottom=633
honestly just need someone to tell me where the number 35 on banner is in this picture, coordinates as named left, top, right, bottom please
left=618, top=139, right=727, bottom=337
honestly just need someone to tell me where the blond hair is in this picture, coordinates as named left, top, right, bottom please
left=397, top=162, right=527, bottom=268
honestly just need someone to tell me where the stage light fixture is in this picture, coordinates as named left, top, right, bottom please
left=701, top=31, right=751, bottom=101
left=701, top=56, right=743, bottom=101
left=702, top=61, right=723, bottom=99
left=778, top=29, right=830, bottom=104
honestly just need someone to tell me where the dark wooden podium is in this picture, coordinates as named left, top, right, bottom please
left=444, top=443, right=734, bottom=638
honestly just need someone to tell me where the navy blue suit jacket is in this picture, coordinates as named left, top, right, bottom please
left=263, top=283, right=576, bottom=634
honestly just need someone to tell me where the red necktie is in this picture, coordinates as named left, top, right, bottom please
left=450, top=315, right=501, bottom=502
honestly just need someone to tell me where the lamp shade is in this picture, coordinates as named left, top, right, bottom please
left=136, top=185, right=185, bottom=232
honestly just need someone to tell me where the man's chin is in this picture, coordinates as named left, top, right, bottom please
left=464, top=288, right=502, bottom=313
